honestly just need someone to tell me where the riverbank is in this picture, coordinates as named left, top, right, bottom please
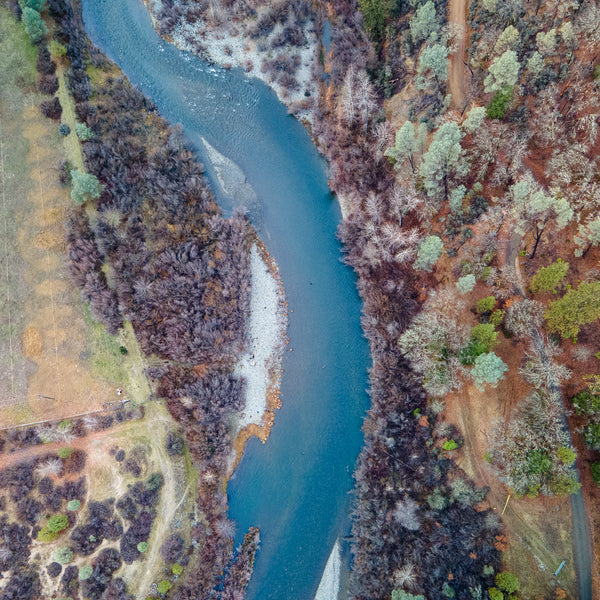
left=230, top=241, right=288, bottom=474
left=143, top=0, right=319, bottom=123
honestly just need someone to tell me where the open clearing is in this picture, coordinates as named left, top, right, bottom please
left=444, top=339, right=576, bottom=599
left=0, top=7, right=148, bottom=427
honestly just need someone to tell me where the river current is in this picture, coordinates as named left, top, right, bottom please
left=81, top=1, right=370, bottom=599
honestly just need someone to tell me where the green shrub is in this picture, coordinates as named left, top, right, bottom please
left=571, top=390, right=600, bottom=415
left=583, top=422, right=600, bottom=450
left=47, top=514, right=69, bottom=533
left=495, top=572, right=520, bottom=594
left=172, top=563, right=183, bottom=576
left=489, top=309, right=505, bottom=327
left=58, top=123, right=71, bottom=136
left=476, top=296, right=496, bottom=314
left=530, top=259, right=569, bottom=293
left=591, top=462, right=600, bottom=485
left=79, top=565, right=93, bottom=580
left=58, top=447, right=74, bottom=459
left=157, top=580, right=171, bottom=594
left=146, top=472, right=164, bottom=490
left=545, top=281, right=600, bottom=339
left=54, top=546, right=74, bottom=564
left=58, top=420, right=72, bottom=430
left=471, top=323, right=498, bottom=351
left=137, top=542, right=148, bottom=553
left=556, top=446, right=576, bottom=465
left=443, top=439, right=458, bottom=451
left=67, top=500, right=81, bottom=511
left=488, top=588, right=503, bottom=600
left=486, top=89, right=512, bottom=119
left=37, top=526, right=59, bottom=542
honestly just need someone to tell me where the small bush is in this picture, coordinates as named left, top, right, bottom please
left=530, top=259, right=569, bottom=293
left=75, top=122, right=93, bottom=141
left=146, top=472, right=164, bottom=490
left=54, top=547, right=74, bottom=564
left=443, top=439, right=458, bottom=451
left=495, top=571, right=520, bottom=594
left=571, top=390, right=600, bottom=416
left=78, top=565, right=93, bottom=580
left=591, top=462, right=600, bottom=485
left=471, top=323, right=499, bottom=352
left=488, top=589, right=503, bottom=600
left=47, top=562, right=62, bottom=578
left=556, top=447, right=576, bottom=465
left=58, top=447, right=74, bottom=459
left=476, top=296, right=496, bottom=314
left=38, top=526, right=59, bottom=542
left=47, top=513, right=69, bottom=533
left=67, top=500, right=81, bottom=511
left=157, top=580, right=171, bottom=594
left=172, top=563, right=183, bottom=575
left=58, top=123, right=71, bottom=136
left=489, top=309, right=505, bottom=327
left=583, top=422, right=600, bottom=450
left=137, top=542, right=148, bottom=553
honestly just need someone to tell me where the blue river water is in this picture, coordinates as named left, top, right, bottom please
left=81, top=2, right=370, bottom=599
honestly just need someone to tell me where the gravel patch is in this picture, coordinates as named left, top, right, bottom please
left=233, top=244, right=287, bottom=434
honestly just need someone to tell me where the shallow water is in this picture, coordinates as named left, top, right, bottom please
left=81, top=2, right=370, bottom=598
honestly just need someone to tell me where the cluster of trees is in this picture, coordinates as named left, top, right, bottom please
left=489, top=392, right=579, bottom=497
left=399, top=288, right=509, bottom=397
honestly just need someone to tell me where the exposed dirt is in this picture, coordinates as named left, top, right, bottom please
left=448, top=0, right=468, bottom=110
left=443, top=337, right=577, bottom=598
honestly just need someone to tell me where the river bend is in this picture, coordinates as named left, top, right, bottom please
left=81, top=1, right=370, bottom=599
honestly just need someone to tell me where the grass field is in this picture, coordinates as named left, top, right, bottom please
left=0, top=7, right=150, bottom=426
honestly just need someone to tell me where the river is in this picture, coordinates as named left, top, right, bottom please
left=80, top=1, right=370, bottom=599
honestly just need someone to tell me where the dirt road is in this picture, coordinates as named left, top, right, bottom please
left=448, top=0, right=468, bottom=110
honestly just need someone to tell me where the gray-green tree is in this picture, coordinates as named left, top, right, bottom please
left=420, top=121, right=466, bottom=201
left=494, top=25, right=520, bottom=55
left=22, top=7, right=47, bottom=44
left=484, top=50, right=520, bottom=93
left=574, top=216, right=600, bottom=257
left=462, top=106, right=486, bottom=134
left=75, top=122, right=93, bottom=141
left=385, top=121, right=417, bottom=172
left=410, top=0, right=438, bottom=45
left=511, top=177, right=573, bottom=258
left=471, top=352, right=507, bottom=389
left=413, top=235, right=443, bottom=271
left=71, top=170, right=103, bottom=205
left=416, top=43, right=449, bottom=91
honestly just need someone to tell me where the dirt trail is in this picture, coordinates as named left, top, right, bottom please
left=448, top=0, right=468, bottom=110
